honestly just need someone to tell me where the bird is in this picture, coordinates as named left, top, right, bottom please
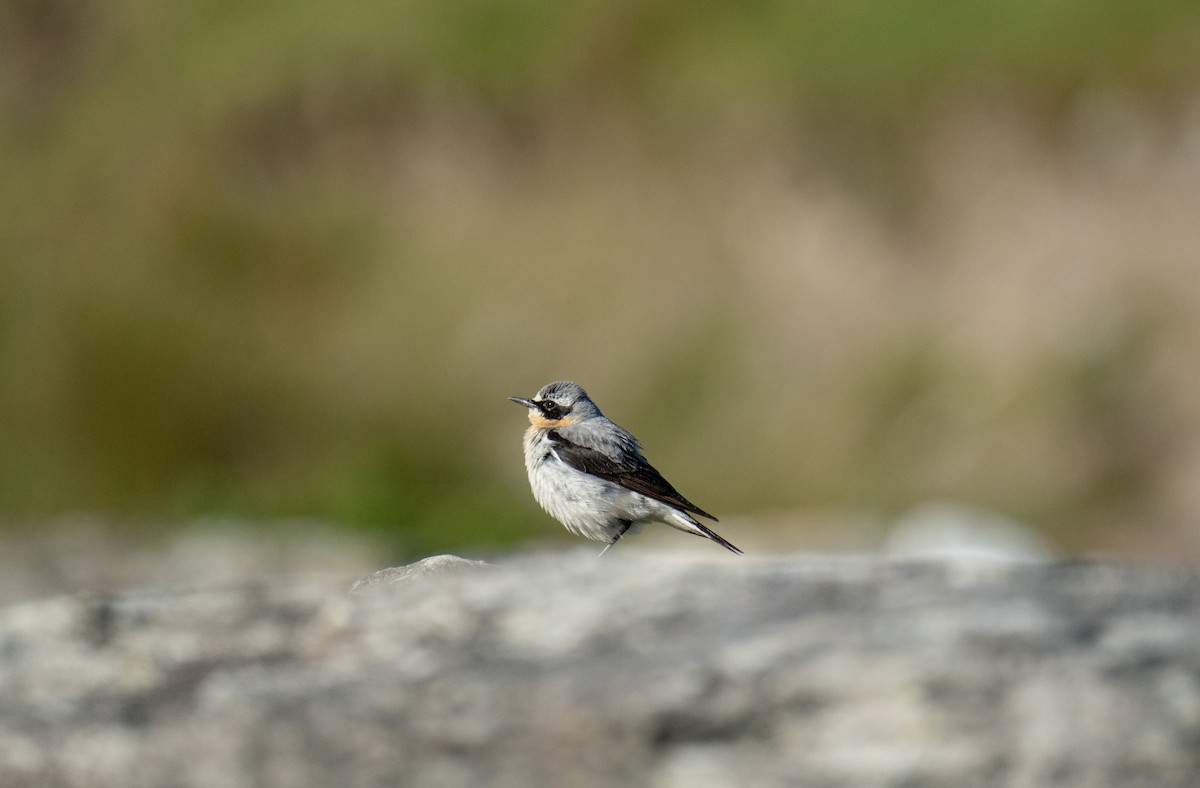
left=509, top=380, right=741, bottom=556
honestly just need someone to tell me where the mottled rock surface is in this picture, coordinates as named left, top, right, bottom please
left=349, top=554, right=492, bottom=590
left=1, top=552, right=1198, bottom=787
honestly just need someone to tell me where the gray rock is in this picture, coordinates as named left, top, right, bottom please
left=1, top=552, right=1198, bottom=788
left=349, top=554, right=491, bottom=591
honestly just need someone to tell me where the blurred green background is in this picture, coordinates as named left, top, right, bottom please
left=3, top=0, right=1200, bottom=564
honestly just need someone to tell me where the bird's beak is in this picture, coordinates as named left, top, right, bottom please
left=509, top=396, right=537, bottom=408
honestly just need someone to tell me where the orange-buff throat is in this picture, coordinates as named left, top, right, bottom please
left=527, top=412, right=577, bottom=430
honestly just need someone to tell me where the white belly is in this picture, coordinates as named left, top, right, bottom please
left=523, top=438, right=678, bottom=543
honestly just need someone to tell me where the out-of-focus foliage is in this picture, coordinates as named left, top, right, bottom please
left=2, top=0, right=1199, bottom=559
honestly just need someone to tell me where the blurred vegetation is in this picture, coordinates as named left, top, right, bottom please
left=2, top=0, right=1200, bottom=559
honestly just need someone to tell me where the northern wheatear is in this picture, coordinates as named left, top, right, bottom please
left=510, top=380, right=741, bottom=555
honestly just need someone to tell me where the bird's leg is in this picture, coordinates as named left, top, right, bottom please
left=597, top=519, right=632, bottom=558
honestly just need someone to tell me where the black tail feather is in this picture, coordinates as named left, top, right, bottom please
left=696, top=523, right=743, bottom=555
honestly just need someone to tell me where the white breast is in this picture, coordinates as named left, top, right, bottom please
left=522, top=428, right=660, bottom=542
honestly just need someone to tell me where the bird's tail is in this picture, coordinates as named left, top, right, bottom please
left=695, top=522, right=743, bottom=555
left=667, top=511, right=743, bottom=555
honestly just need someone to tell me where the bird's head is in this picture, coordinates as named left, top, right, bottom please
left=509, top=380, right=601, bottom=428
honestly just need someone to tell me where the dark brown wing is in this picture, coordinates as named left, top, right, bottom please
left=546, top=429, right=718, bottom=521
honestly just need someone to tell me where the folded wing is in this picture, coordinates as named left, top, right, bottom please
left=546, top=428, right=718, bottom=522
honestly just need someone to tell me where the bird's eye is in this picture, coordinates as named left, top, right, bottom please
left=541, top=402, right=560, bottom=415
